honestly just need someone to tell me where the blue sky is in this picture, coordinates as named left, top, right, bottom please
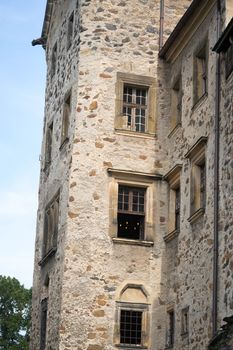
left=0, top=1, right=47, bottom=288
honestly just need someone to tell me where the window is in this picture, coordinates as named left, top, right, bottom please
left=193, top=43, right=208, bottom=104
left=123, top=86, right=148, bottom=132
left=175, top=187, right=180, bottom=231
left=226, top=40, right=233, bottom=78
left=40, top=298, right=48, bottom=350
left=114, top=284, right=150, bottom=348
left=44, top=122, right=53, bottom=168
left=166, top=309, right=174, bottom=348
left=61, top=93, right=71, bottom=146
left=108, top=168, right=158, bottom=245
left=115, top=73, right=156, bottom=135
left=51, top=43, right=57, bottom=77
left=170, top=76, right=182, bottom=130
left=42, top=192, right=60, bottom=260
left=181, top=307, right=189, bottom=336
left=185, top=137, right=207, bottom=223
left=164, top=165, right=182, bottom=242
left=120, top=310, right=142, bottom=345
left=118, top=186, right=145, bottom=240
left=67, top=12, right=74, bottom=50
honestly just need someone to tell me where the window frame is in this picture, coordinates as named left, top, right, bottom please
left=60, top=91, right=71, bottom=148
left=115, top=72, right=156, bottom=136
left=170, top=75, right=182, bottom=131
left=44, top=121, right=53, bottom=170
left=114, top=284, right=150, bottom=349
left=164, top=165, right=182, bottom=242
left=193, top=41, right=208, bottom=106
left=117, top=185, right=146, bottom=241
left=166, top=307, right=175, bottom=348
left=181, top=306, right=189, bottom=336
left=40, top=298, right=48, bottom=350
left=185, top=137, right=207, bottom=223
left=108, top=168, right=160, bottom=246
left=39, top=191, right=60, bottom=265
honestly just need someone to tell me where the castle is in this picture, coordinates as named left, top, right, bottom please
left=31, top=0, right=233, bottom=349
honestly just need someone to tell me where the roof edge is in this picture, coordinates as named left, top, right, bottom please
left=159, top=0, right=215, bottom=61
left=213, top=17, right=233, bottom=53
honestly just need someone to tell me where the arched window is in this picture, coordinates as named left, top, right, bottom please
left=114, top=284, right=150, bottom=348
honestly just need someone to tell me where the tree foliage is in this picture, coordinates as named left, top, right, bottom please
left=0, top=275, right=31, bottom=350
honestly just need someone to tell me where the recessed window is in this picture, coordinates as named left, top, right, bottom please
left=123, top=85, right=148, bottom=132
left=171, top=76, right=182, bottom=130
left=115, top=73, right=156, bottom=135
left=42, top=192, right=60, bottom=259
left=166, top=309, right=175, bottom=348
left=51, top=43, right=57, bottom=77
left=61, top=93, right=71, bottom=146
left=193, top=43, right=208, bottom=104
left=44, top=122, right=53, bottom=168
left=186, top=137, right=207, bottom=222
left=120, top=310, right=142, bottom=346
left=67, top=12, right=74, bottom=50
left=114, top=284, right=150, bottom=348
left=40, top=298, right=48, bottom=350
left=164, top=165, right=182, bottom=242
left=117, top=186, right=145, bottom=240
left=175, top=187, right=180, bottom=231
left=181, top=307, right=189, bottom=336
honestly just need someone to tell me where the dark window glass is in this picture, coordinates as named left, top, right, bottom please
left=120, top=310, right=142, bottom=345
left=40, top=298, right=48, bottom=350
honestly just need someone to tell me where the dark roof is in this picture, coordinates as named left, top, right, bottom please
left=213, top=17, right=233, bottom=53
left=159, top=0, right=204, bottom=59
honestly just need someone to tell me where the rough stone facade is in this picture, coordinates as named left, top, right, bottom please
left=30, top=1, right=233, bottom=350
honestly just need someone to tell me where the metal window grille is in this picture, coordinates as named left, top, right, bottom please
left=123, top=85, right=148, bottom=132
left=120, top=310, right=142, bottom=345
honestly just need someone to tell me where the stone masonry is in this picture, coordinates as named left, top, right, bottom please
left=30, top=1, right=233, bottom=350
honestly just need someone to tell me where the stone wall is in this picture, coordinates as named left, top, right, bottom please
left=30, top=1, right=233, bottom=350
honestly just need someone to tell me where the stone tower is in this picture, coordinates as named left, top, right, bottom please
left=30, top=1, right=195, bottom=350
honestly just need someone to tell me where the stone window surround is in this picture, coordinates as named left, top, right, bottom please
left=51, top=42, right=57, bottom=78
left=108, top=168, right=162, bottom=246
left=170, top=74, right=182, bottom=133
left=114, top=283, right=150, bottom=349
left=115, top=72, right=157, bottom=137
left=181, top=306, right=189, bottom=336
left=44, top=120, right=53, bottom=172
left=193, top=39, right=209, bottom=107
left=60, top=89, right=72, bottom=149
left=67, top=11, right=74, bottom=50
left=39, top=190, right=60, bottom=267
left=163, top=164, right=182, bottom=243
left=166, top=305, right=175, bottom=349
left=185, top=136, right=207, bottom=224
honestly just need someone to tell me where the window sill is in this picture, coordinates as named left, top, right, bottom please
left=115, top=344, right=147, bottom=349
left=188, top=207, right=205, bottom=224
left=167, top=122, right=182, bottom=138
left=164, top=229, right=179, bottom=243
left=113, top=238, right=154, bottom=247
left=192, top=92, right=208, bottom=112
left=115, top=129, right=156, bottom=139
left=38, top=247, right=57, bottom=267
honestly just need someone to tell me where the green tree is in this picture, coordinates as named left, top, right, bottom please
left=0, top=275, right=31, bottom=350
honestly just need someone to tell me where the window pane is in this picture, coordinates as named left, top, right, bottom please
left=120, top=310, right=142, bottom=345
left=135, top=109, right=146, bottom=132
left=117, top=213, right=144, bottom=240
